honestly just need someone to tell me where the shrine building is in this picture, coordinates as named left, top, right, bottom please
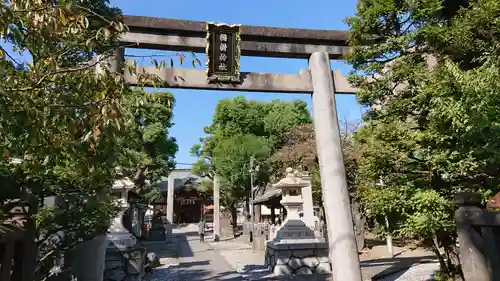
left=153, top=169, right=212, bottom=224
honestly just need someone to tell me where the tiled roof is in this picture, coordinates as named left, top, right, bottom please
left=252, top=184, right=282, bottom=204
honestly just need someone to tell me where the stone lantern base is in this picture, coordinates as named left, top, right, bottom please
left=264, top=219, right=331, bottom=276
left=264, top=168, right=332, bottom=276
left=265, top=239, right=331, bottom=275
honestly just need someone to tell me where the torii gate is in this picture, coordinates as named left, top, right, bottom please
left=112, top=15, right=361, bottom=281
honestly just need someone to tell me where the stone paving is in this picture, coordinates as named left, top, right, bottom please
left=144, top=224, right=439, bottom=281
left=144, top=224, right=244, bottom=281
left=376, top=263, right=439, bottom=281
left=209, top=236, right=439, bottom=281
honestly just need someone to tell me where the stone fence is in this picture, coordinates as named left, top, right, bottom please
left=455, top=192, right=500, bottom=281
left=0, top=226, right=37, bottom=281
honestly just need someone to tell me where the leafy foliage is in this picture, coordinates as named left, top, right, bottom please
left=118, top=89, right=177, bottom=202
left=270, top=122, right=361, bottom=205
left=0, top=0, right=177, bottom=279
left=191, top=96, right=311, bottom=218
left=212, top=134, right=270, bottom=205
left=347, top=0, right=500, bottom=276
left=0, top=0, right=127, bottom=278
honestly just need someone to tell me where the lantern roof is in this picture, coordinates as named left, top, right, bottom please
left=273, top=167, right=308, bottom=189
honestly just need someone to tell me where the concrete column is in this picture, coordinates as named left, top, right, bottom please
left=309, top=52, right=362, bottom=281
left=213, top=175, right=221, bottom=241
left=94, top=47, right=124, bottom=74
left=109, top=47, right=125, bottom=74
left=166, top=174, right=175, bottom=243
left=301, top=172, right=314, bottom=227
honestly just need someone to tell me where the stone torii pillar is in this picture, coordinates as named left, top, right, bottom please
left=213, top=175, right=221, bottom=241
left=309, top=52, right=363, bottom=281
left=166, top=174, right=175, bottom=243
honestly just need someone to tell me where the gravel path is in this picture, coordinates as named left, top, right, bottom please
left=377, top=263, right=439, bottom=281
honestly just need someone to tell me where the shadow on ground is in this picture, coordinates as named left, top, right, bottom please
left=177, top=230, right=202, bottom=237
left=364, top=238, right=424, bottom=249
left=173, top=223, right=190, bottom=229
left=361, top=255, right=437, bottom=280
left=145, top=265, right=244, bottom=281
left=141, top=242, right=179, bottom=260
left=237, top=255, right=437, bottom=281
left=236, top=264, right=332, bottom=281
left=140, top=234, right=196, bottom=260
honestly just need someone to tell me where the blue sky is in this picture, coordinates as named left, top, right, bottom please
left=115, top=0, right=363, bottom=167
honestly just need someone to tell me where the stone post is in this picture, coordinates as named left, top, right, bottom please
left=455, top=192, right=491, bottom=281
left=166, top=174, right=175, bottom=243
left=213, top=175, right=221, bottom=241
left=309, top=52, right=362, bottom=281
left=70, top=235, right=108, bottom=281
left=301, top=171, right=314, bottom=228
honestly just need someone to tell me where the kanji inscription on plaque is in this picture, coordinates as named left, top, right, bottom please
left=206, top=22, right=241, bottom=83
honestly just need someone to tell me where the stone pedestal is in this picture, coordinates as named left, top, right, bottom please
left=265, top=239, right=331, bottom=275
left=104, top=247, right=146, bottom=281
left=264, top=168, right=332, bottom=276
left=265, top=219, right=331, bottom=275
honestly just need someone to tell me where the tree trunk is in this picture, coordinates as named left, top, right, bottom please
left=431, top=236, right=448, bottom=272
left=230, top=205, right=238, bottom=237
left=351, top=201, right=365, bottom=251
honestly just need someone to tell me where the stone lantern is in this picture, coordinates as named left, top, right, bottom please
left=265, top=168, right=331, bottom=276
left=104, top=177, right=147, bottom=281
left=274, top=168, right=312, bottom=241
left=107, top=177, right=137, bottom=249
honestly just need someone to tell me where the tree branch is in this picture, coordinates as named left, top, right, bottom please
left=6, top=53, right=114, bottom=92
left=0, top=45, right=23, bottom=66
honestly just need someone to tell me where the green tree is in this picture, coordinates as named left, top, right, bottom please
left=202, top=96, right=311, bottom=153
left=347, top=0, right=500, bottom=277
left=0, top=0, right=178, bottom=279
left=191, top=96, right=311, bottom=220
left=118, top=89, right=178, bottom=203
left=1, top=1, right=126, bottom=279
left=213, top=134, right=270, bottom=219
